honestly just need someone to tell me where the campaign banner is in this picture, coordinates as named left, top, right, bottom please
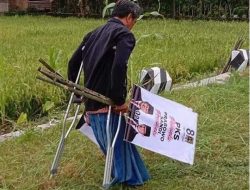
left=124, top=85, right=198, bottom=165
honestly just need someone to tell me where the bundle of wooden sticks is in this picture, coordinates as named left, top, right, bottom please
left=36, top=58, right=114, bottom=106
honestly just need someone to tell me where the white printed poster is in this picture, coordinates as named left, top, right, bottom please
left=124, top=85, right=198, bottom=165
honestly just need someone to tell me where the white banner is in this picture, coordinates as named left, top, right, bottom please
left=78, top=123, right=100, bottom=147
left=124, top=85, right=198, bottom=165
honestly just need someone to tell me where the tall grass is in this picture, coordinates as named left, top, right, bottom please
left=0, top=16, right=102, bottom=124
left=0, top=74, right=248, bottom=190
left=0, top=16, right=248, bottom=123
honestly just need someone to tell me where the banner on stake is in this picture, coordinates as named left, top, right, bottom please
left=124, top=85, right=198, bottom=165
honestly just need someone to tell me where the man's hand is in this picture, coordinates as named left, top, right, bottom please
left=113, top=103, right=128, bottom=114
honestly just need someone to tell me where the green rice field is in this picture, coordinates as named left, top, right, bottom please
left=0, top=16, right=248, bottom=123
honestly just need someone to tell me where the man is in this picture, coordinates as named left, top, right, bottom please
left=125, top=117, right=151, bottom=142
left=131, top=100, right=154, bottom=114
left=130, top=85, right=154, bottom=114
left=68, top=0, right=150, bottom=187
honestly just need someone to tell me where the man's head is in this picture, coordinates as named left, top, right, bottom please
left=137, top=124, right=151, bottom=137
left=112, top=0, right=141, bottom=30
left=139, top=101, right=154, bottom=114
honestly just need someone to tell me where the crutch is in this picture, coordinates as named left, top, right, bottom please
left=50, top=60, right=84, bottom=177
left=37, top=55, right=116, bottom=178
left=103, top=110, right=122, bottom=189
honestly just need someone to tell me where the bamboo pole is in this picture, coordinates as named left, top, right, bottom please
left=37, top=75, right=113, bottom=105
left=37, top=68, right=114, bottom=106
left=38, top=58, right=63, bottom=77
left=38, top=67, right=114, bottom=105
left=221, top=36, right=244, bottom=74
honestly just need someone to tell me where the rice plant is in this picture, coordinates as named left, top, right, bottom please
left=0, top=16, right=248, bottom=126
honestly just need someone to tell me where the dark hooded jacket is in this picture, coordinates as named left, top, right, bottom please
left=68, top=18, right=136, bottom=112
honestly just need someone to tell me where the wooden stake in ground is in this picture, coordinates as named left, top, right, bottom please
left=221, top=36, right=244, bottom=74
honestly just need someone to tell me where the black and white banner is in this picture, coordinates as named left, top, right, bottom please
left=124, top=85, right=198, bottom=165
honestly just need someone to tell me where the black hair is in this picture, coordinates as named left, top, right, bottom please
left=112, top=0, right=142, bottom=19
left=144, top=125, right=151, bottom=137
left=137, top=124, right=151, bottom=137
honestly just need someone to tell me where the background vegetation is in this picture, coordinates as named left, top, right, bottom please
left=0, top=16, right=248, bottom=126
left=0, top=16, right=248, bottom=190
left=53, top=0, right=248, bottom=19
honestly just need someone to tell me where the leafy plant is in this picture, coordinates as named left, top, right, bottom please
left=48, top=47, right=63, bottom=73
left=102, top=2, right=115, bottom=18
left=42, top=101, right=55, bottom=113
left=16, top=112, right=28, bottom=125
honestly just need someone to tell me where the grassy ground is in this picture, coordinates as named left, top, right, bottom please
left=0, top=73, right=248, bottom=190
left=0, top=16, right=248, bottom=123
left=0, top=16, right=249, bottom=189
